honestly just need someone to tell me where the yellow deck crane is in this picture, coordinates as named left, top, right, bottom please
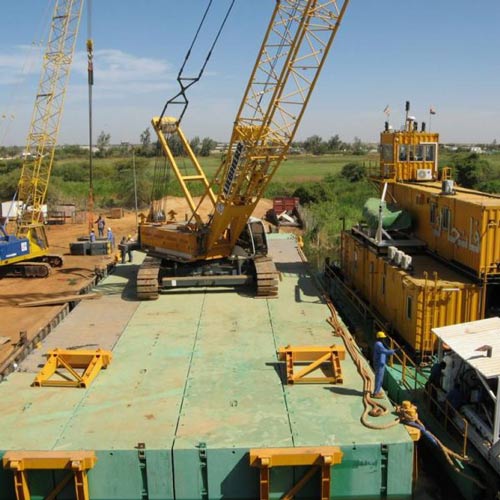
left=137, top=0, right=350, bottom=299
left=0, top=0, right=83, bottom=277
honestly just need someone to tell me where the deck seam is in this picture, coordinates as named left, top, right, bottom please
left=266, top=298, right=295, bottom=446
left=50, top=291, right=140, bottom=450
left=171, top=290, right=207, bottom=494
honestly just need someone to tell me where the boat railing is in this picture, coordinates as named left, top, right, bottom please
left=441, top=166, right=452, bottom=180
left=323, top=265, right=390, bottom=331
left=422, top=383, right=469, bottom=457
left=387, top=347, right=469, bottom=455
left=367, top=163, right=397, bottom=182
left=387, top=338, right=423, bottom=391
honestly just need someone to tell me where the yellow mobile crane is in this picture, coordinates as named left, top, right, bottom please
left=137, top=0, right=350, bottom=300
left=0, top=0, right=83, bottom=277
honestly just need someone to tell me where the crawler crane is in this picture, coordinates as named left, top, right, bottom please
left=137, top=0, right=350, bottom=299
left=0, top=0, right=83, bottom=277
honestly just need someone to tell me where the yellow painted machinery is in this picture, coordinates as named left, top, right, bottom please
left=334, top=101, right=500, bottom=355
left=0, top=0, right=83, bottom=278
left=137, top=0, right=351, bottom=299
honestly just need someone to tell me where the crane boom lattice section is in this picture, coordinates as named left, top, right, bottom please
left=17, top=0, right=83, bottom=233
left=206, top=0, right=350, bottom=251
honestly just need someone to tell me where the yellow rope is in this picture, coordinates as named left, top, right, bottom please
left=323, top=290, right=489, bottom=490
left=326, top=300, right=399, bottom=430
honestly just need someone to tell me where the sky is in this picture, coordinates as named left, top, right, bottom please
left=0, top=0, right=499, bottom=147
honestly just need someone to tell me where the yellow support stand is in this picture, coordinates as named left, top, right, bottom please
left=250, top=446, right=343, bottom=500
left=277, top=345, right=345, bottom=384
left=3, top=451, right=97, bottom=500
left=32, top=348, right=112, bottom=388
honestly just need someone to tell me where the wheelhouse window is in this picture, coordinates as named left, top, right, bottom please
left=424, top=144, right=436, bottom=161
left=382, top=144, right=393, bottom=162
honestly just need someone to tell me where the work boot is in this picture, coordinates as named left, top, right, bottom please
left=372, top=392, right=385, bottom=399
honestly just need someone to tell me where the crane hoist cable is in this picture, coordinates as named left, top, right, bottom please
left=87, top=0, right=95, bottom=231
left=158, top=0, right=235, bottom=124
left=151, top=1, right=235, bottom=215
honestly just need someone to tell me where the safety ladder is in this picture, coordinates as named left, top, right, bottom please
left=250, top=447, right=343, bottom=500
left=3, top=451, right=97, bottom=500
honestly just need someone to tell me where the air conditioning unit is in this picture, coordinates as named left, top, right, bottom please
left=401, top=254, right=413, bottom=271
left=388, top=246, right=397, bottom=261
left=416, top=168, right=433, bottom=181
left=394, top=250, right=404, bottom=266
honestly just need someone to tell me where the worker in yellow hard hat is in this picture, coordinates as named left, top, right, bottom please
left=372, top=331, right=399, bottom=399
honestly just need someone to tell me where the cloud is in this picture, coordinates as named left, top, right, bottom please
left=0, top=44, right=43, bottom=85
left=70, top=48, right=176, bottom=100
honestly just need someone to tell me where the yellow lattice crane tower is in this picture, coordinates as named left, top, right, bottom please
left=137, top=0, right=350, bottom=299
left=0, top=0, right=83, bottom=277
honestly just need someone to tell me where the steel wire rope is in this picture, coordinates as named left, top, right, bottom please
left=150, top=149, right=169, bottom=222
left=158, top=0, right=236, bottom=124
left=152, top=1, right=235, bottom=218
left=183, top=1, right=302, bottom=228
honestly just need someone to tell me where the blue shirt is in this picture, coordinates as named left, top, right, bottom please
left=373, top=340, right=396, bottom=368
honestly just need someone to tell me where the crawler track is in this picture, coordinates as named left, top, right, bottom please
left=254, top=256, right=279, bottom=298
left=136, top=256, right=161, bottom=300
left=1, top=262, right=52, bottom=278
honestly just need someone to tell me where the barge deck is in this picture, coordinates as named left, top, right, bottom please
left=0, top=234, right=413, bottom=499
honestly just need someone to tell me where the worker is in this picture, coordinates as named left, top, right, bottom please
left=426, top=360, right=446, bottom=414
left=118, top=237, right=127, bottom=264
left=126, top=234, right=134, bottom=262
left=107, top=227, right=115, bottom=250
left=95, top=214, right=105, bottom=237
left=89, top=229, right=96, bottom=242
left=372, top=331, right=398, bottom=399
left=426, top=361, right=446, bottom=391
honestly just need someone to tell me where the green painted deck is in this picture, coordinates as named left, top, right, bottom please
left=0, top=234, right=413, bottom=500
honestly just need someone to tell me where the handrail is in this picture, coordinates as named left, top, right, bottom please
left=423, top=383, right=469, bottom=457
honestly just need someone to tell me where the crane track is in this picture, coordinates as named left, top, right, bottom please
left=254, top=256, right=279, bottom=298
left=136, top=256, right=161, bottom=300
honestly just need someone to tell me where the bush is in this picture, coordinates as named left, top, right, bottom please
left=341, top=162, right=365, bottom=182
left=293, top=184, right=328, bottom=204
left=452, top=153, right=493, bottom=189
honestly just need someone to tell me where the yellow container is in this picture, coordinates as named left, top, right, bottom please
left=341, top=232, right=481, bottom=353
left=388, top=182, right=500, bottom=278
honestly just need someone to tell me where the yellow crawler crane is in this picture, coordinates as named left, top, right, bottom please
left=0, top=0, right=83, bottom=277
left=138, top=0, right=350, bottom=299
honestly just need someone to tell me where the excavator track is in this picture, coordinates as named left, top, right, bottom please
left=254, top=256, right=279, bottom=298
left=1, top=262, right=52, bottom=278
left=47, top=254, right=64, bottom=268
left=136, top=256, right=161, bottom=300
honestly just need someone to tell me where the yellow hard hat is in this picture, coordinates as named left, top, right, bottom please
left=376, top=331, right=386, bottom=339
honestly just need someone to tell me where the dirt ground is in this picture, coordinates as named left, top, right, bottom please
left=0, top=197, right=274, bottom=371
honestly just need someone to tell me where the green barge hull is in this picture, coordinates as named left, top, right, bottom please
left=0, top=235, right=412, bottom=499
